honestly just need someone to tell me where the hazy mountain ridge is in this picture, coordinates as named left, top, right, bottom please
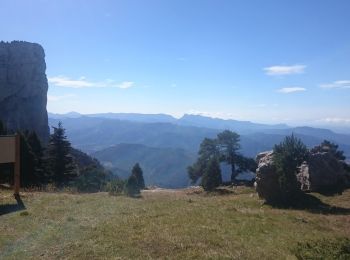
left=48, top=113, right=350, bottom=187
left=48, top=112, right=289, bottom=133
left=48, top=117, right=219, bottom=153
left=48, top=113, right=350, bottom=157
left=48, top=112, right=176, bottom=123
left=92, top=143, right=196, bottom=188
left=177, top=114, right=289, bottom=133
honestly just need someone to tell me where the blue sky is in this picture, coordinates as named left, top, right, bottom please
left=1, top=0, right=350, bottom=127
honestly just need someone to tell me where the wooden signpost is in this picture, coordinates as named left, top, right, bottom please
left=0, top=134, right=20, bottom=195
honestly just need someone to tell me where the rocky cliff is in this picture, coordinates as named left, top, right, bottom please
left=0, top=41, right=49, bottom=143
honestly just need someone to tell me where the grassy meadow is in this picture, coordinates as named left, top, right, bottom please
left=1, top=187, right=350, bottom=259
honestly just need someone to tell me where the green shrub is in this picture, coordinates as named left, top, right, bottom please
left=293, top=237, right=350, bottom=260
left=105, top=179, right=125, bottom=195
left=74, top=166, right=108, bottom=193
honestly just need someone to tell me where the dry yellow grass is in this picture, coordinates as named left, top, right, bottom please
left=1, top=187, right=350, bottom=259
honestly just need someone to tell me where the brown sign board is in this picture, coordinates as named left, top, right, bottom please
left=0, top=135, right=20, bottom=195
left=0, top=136, right=16, bottom=163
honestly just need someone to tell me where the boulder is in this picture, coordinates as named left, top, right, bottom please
left=0, top=41, right=49, bottom=143
left=254, top=151, right=281, bottom=202
left=297, top=152, right=348, bottom=192
left=255, top=148, right=350, bottom=200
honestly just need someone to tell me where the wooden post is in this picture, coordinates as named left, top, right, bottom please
left=14, top=134, right=20, bottom=196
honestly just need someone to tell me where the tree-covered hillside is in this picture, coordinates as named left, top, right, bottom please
left=92, top=143, right=196, bottom=188
left=47, top=115, right=350, bottom=188
left=49, top=116, right=350, bottom=159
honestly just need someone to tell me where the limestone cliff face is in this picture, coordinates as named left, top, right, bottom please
left=0, top=41, right=49, bottom=143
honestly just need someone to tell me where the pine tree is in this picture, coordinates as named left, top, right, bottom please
left=27, top=132, right=44, bottom=159
left=188, top=138, right=219, bottom=184
left=27, top=131, right=45, bottom=183
left=217, top=130, right=241, bottom=181
left=125, top=174, right=140, bottom=196
left=311, top=140, right=346, bottom=161
left=201, top=157, right=222, bottom=191
left=273, top=135, right=309, bottom=205
left=20, top=132, right=39, bottom=186
left=47, top=122, right=76, bottom=186
left=131, top=163, right=145, bottom=189
left=188, top=130, right=250, bottom=184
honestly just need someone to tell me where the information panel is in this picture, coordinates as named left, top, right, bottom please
left=0, top=136, right=16, bottom=163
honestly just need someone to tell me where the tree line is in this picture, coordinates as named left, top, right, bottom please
left=1, top=120, right=146, bottom=196
left=0, top=121, right=110, bottom=191
left=2, top=119, right=348, bottom=202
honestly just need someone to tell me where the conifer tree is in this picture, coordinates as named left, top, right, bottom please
left=273, top=135, right=308, bottom=204
left=217, top=130, right=241, bottom=180
left=131, top=163, right=145, bottom=189
left=27, top=132, right=44, bottom=160
left=311, top=140, right=346, bottom=161
left=47, top=122, right=76, bottom=186
left=125, top=174, right=140, bottom=196
left=188, top=130, right=253, bottom=184
left=201, top=157, right=222, bottom=191
left=20, top=132, right=39, bottom=186
left=188, top=138, right=219, bottom=183
left=27, top=131, right=45, bottom=182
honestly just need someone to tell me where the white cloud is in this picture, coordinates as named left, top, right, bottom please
left=320, top=80, right=350, bottom=89
left=118, top=81, right=134, bottom=89
left=48, top=76, right=94, bottom=88
left=277, top=87, right=306, bottom=93
left=47, top=94, right=76, bottom=102
left=187, top=110, right=236, bottom=119
left=48, top=76, right=134, bottom=89
left=264, top=65, right=306, bottom=75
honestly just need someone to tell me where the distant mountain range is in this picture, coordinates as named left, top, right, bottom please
left=48, top=112, right=175, bottom=123
left=48, top=112, right=289, bottom=133
left=48, top=112, right=350, bottom=187
left=92, top=143, right=196, bottom=188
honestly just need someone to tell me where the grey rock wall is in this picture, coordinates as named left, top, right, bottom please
left=0, top=41, right=49, bottom=143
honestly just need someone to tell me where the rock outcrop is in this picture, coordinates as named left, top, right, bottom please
left=255, top=148, right=350, bottom=200
left=255, top=151, right=281, bottom=202
left=0, top=41, right=49, bottom=143
left=297, top=152, right=349, bottom=192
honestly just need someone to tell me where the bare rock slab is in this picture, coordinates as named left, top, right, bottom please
left=0, top=41, right=49, bottom=143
